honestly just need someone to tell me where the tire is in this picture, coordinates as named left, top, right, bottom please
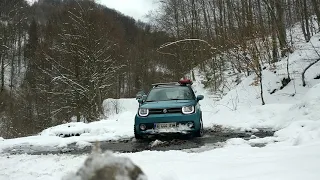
left=195, top=118, right=204, bottom=137
left=134, top=125, right=143, bottom=140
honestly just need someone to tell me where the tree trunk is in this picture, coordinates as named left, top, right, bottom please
left=311, top=0, right=320, bottom=32
left=286, top=54, right=291, bottom=80
left=0, top=54, right=4, bottom=92
left=259, top=66, right=265, bottom=105
left=271, top=18, right=278, bottom=63
left=302, top=0, right=311, bottom=42
left=275, top=0, right=287, bottom=57
left=10, top=47, right=15, bottom=93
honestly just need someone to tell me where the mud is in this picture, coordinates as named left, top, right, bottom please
left=2, top=127, right=275, bottom=155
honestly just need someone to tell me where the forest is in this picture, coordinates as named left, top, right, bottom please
left=0, top=0, right=319, bottom=138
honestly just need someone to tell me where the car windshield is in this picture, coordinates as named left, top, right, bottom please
left=146, top=86, right=195, bottom=102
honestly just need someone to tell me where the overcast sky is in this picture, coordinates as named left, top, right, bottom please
left=27, top=0, right=158, bottom=22
left=96, top=0, right=158, bottom=21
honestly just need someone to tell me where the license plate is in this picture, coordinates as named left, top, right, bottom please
left=155, top=123, right=176, bottom=129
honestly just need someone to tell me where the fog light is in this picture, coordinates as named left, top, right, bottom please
left=187, top=122, right=194, bottom=128
left=140, top=124, right=146, bottom=130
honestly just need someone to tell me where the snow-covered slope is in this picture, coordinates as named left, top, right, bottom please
left=198, top=32, right=320, bottom=129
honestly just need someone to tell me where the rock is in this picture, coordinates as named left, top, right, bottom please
left=62, top=142, right=147, bottom=180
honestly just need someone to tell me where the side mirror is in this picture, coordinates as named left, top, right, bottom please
left=138, top=95, right=147, bottom=104
left=196, top=95, right=204, bottom=101
left=136, top=91, right=146, bottom=100
left=136, top=95, right=142, bottom=100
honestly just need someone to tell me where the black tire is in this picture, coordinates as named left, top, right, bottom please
left=195, top=118, right=204, bottom=137
left=134, top=126, right=143, bottom=140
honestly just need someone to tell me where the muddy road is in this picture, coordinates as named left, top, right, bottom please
left=3, top=128, right=275, bottom=155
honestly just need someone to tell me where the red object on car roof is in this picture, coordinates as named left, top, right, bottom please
left=179, top=78, right=193, bottom=85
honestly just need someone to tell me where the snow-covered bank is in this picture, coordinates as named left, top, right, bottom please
left=1, top=140, right=320, bottom=180
left=273, top=83, right=320, bottom=146
left=199, top=33, right=320, bottom=131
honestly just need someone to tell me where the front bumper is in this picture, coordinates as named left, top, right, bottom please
left=135, top=112, right=201, bottom=136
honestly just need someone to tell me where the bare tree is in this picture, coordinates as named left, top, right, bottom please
left=41, top=0, right=125, bottom=122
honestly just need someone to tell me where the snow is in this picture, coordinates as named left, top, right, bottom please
left=0, top=99, right=139, bottom=152
left=26, top=0, right=37, bottom=5
left=1, top=141, right=320, bottom=180
left=102, top=98, right=138, bottom=117
left=150, top=139, right=165, bottom=147
left=272, top=83, right=320, bottom=146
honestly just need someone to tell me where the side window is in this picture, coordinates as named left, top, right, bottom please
left=188, top=87, right=196, bottom=100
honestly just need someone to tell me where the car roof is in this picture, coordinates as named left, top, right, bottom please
left=152, top=82, right=192, bottom=88
left=153, top=84, right=191, bottom=89
left=151, top=85, right=194, bottom=94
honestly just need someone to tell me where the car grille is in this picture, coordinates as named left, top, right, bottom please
left=149, top=108, right=182, bottom=114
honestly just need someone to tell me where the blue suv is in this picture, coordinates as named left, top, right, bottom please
left=134, top=79, right=204, bottom=139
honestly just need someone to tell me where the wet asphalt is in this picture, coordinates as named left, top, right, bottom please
left=2, top=127, right=275, bottom=155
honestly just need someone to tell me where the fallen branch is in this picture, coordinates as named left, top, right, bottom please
left=156, top=38, right=216, bottom=56
left=302, top=58, right=320, bottom=86
left=302, top=41, right=320, bottom=86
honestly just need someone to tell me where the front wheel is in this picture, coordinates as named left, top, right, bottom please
left=134, top=126, right=143, bottom=140
left=195, top=118, right=204, bottom=137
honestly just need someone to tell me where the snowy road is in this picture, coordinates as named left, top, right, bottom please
left=2, top=128, right=274, bottom=155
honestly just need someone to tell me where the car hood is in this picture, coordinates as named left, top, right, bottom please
left=140, top=100, right=196, bottom=109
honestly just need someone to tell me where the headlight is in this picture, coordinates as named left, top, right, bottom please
left=138, top=108, right=149, bottom=117
left=182, top=106, right=195, bottom=114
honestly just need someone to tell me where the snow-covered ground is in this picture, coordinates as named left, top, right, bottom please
left=1, top=139, right=320, bottom=180
left=1, top=27, right=320, bottom=179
